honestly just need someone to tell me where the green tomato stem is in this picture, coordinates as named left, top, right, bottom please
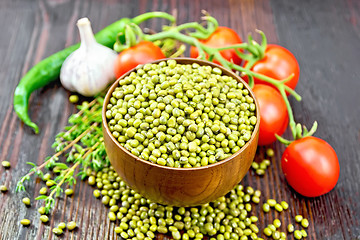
left=125, top=25, right=137, bottom=48
left=131, top=12, right=175, bottom=25
left=176, top=22, right=208, bottom=35
left=169, top=44, right=186, bottom=58
left=235, top=49, right=252, bottom=61
left=275, top=134, right=293, bottom=145
left=278, top=87, right=297, bottom=140
left=189, top=16, right=218, bottom=39
left=215, top=43, right=249, bottom=51
left=303, top=121, right=318, bottom=138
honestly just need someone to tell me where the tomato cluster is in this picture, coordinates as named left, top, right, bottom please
left=112, top=25, right=339, bottom=198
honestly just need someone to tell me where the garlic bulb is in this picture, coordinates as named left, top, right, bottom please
left=60, top=17, right=118, bottom=96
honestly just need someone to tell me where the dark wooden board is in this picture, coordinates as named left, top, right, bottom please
left=0, top=0, right=359, bottom=239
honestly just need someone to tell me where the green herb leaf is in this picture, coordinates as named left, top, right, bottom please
left=35, top=195, right=48, bottom=200
left=26, top=162, right=37, bottom=167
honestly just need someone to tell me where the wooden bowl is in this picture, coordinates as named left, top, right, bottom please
left=102, top=58, right=260, bottom=206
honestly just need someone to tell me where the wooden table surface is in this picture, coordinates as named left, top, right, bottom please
left=1, top=0, right=360, bottom=239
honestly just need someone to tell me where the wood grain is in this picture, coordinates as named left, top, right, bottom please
left=0, top=0, right=359, bottom=239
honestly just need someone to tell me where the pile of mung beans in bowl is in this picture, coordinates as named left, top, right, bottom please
left=102, top=58, right=260, bottom=207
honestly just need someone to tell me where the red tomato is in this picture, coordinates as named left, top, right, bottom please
left=114, top=41, right=165, bottom=79
left=246, top=44, right=300, bottom=92
left=252, top=84, right=288, bottom=146
left=281, top=136, right=340, bottom=197
left=190, top=26, right=243, bottom=66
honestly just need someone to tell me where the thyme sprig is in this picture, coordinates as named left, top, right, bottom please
left=16, top=97, right=108, bottom=214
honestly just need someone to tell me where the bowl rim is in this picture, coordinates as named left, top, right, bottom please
left=102, top=57, right=260, bottom=172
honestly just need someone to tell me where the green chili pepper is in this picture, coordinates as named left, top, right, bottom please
left=13, top=12, right=174, bottom=133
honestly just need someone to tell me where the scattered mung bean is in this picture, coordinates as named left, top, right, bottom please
left=52, top=228, right=63, bottom=235
left=268, top=224, right=276, bottom=232
left=65, top=189, right=74, bottom=196
left=109, top=212, right=117, bottom=221
left=93, top=189, right=100, bottom=198
left=58, top=222, right=66, bottom=229
left=267, top=199, right=277, bottom=207
left=301, top=218, right=309, bottom=228
left=294, top=230, right=302, bottom=239
left=38, top=207, right=46, bottom=215
left=262, top=203, right=270, bottom=213
left=67, top=221, right=77, bottom=231
left=42, top=173, right=51, bottom=181
left=287, top=224, right=295, bottom=233
left=273, top=219, right=281, bottom=228
left=40, top=215, right=49, bottom=223
left=115, top=226, right=122, bottom=234
left=39, top=187, right=47, bottom=195
left=46, top=180, right=55, bottom=187
left=255, top=169, right=265, bottom=175
left=266, top=148, right=274, bottom=157
left=274, top=203, right=283, bottom=212
left=280, top=201, right=289, bottom=210
left=20, top=219, right=31, bottom=226
left=272, top=230, right=281, bottom=240
left=22, top=197, right=31, bottom=206
left=301, top=229, right=308, bottom=237
left=0, top=185, right=8, bottom=192
left=1, top=161, right=11, bottom=168
left=69, top=95, right=79, bottom=103
left=295, top=215, right=303, bottom=223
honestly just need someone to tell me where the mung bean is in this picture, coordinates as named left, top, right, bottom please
left=52, top=228, right=63, bottom=235
left=69, top=95, right=79, bottom=103
left=262, top=203, right=270, bottom=213
left=39, top=187, right=47, bottom=195
left=273, top=219, right=281, bottom=228
left=58, top=222, right=66, bottom=229
left=22, top=197, right=31, bottom=206
left=280, top=201, right=289, bottom=210
left=1, top=161, right=10, bottom=168
left=274, top=203, right=283, bottom=212
left=301, top=218, right=309, bottom=228
left=287, top=224, right=295, bottom=233
left=268, top=224, right=276, bottom=232
left=0, top=185, right=8, bottom=192
left=263, top=227, right=272, bottom=236
left=40, top=215, right=49, bottom=223
left=301, top=229, right=308, bottom=237
left=272, top=231, right=280, bottom=240
left=294, top=230, right=302, bottom=239
left=20, top=219, right=31, bottom=226
left=38, top=207, right=46, bottom=215
left=266, top=148, right=274, bottom=157
left=65, top=189, right=74, bottom=196
left=267, top=199, right=276, bottom=207
left=295, top=215, right=303, bottom=223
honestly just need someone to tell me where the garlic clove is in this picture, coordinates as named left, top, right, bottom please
left=60, top=17, right=118, bottom=97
